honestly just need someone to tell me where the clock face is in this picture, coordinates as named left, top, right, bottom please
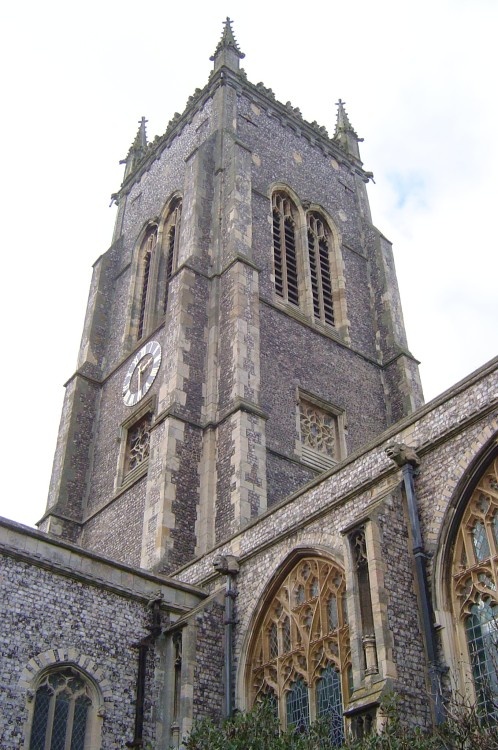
left=123, top=340, right=162, bottom=407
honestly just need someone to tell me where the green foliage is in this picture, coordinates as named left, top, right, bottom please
left=183, top=700, right=286, bottom=750
left=182, top=695, right=498, bottom=750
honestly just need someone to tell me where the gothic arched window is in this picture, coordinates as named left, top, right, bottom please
left=272, top=192, right=300, bottom=307
left=307, top=212, right=335, bottom=327
left=28, top=667, right=97, bottom=750
left=451, top=455, right=498, bottom=721
left=131, top=196, right=182, bottom=343
left=162, top=197, right=182, bottom=313
left=137, top=226, right=157, bottom=340
left=247, top=556, right=350, bottom=742
left=270, top=191, right=347, bottom=337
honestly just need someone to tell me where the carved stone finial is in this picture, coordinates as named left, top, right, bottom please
left=333, top=99, right=362, bottom=159
left=213, top=554, right=240, bottom=575
left=334, top=100, right=357, bottom=137
left=119, top=116, right=149, bottom=182
left=210, top=18, right=245, bottom=63
left=385, top=442, right=421, bottom=468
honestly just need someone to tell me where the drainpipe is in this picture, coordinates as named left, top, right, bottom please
left=213, top=554, right=240, bottom=718
left=385, top=443, right=444, bottom=725
left=126, top=591, right=164, bottom=748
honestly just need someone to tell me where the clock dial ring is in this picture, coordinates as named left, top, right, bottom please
left=123, top=340, right=161, bottom=407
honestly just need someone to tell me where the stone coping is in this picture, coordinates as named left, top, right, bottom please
left=0, top=517, right=205, bottom=612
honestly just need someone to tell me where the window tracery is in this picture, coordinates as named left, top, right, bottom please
left=124, top=412, right=152, bottom=476
left=300, top=402, right=340, bottom=460
left=297, top=393, right=345, bottom=472
left=29, top=668, right=95, bottom=750
left=452, top=455, right=498, bottom=721
left=270, top=190, right=346, bottom=337
left=248, top=556, right=350, bottom=741
left=131, top=196, right=182, bottom=343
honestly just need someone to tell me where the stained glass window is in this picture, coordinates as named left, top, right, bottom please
left=286, top=677, right=309, bottom=732
left=316, top=665, right=344, bottom=746
left=465, top=598, right=498, bottom=720
left=29, top=668, right=93, bottom=750
left=452, top=455, right=498, bottom=722
left=473, top=521, right=491, bottom=562
left=328, top=595, right=338, bottom=631
left=248, top=557, right=350, bottom=732
left=30, top=686, right=50, bottom=750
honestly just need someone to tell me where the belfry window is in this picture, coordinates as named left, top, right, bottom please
left=29, top=668, right=95, bottom=750
left=162, top=197, right=182, bottom=313
left=451, top=455, right=498, bottom=722
left=130, top=196, right=182, bottom=344
left=270, top=190, right=347, bottom=337
left=137, top=227, right=157, bottom=340
left=272, top=192, right=299, bottom=307
left=307, top=212, right=335, bottom=326
left=247, top=556, right=350, bottom=742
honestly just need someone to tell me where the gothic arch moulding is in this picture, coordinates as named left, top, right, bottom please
left=433, top=426, right=498, bottom=613
left=432, top=431, right=498, bottom=721
left=20, top=649, right=108, bottom=750
left=304, top=202, right=348, bottom=338
left=241, top=547, right=350, bottom=742
left=267, top=183, right=348, bottom=339
left=157, top=192, right=183, bottom=315
left=124, top=191, right=183, bottom=347
left=125, top=219, right=160, bottom=346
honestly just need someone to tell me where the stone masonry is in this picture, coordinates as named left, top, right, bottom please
left=40, top=19, right=422, bottom=576
left=3, top=18, right=496, bottom=750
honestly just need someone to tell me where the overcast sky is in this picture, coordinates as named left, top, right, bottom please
left=1, top=0, right=496, bottom=527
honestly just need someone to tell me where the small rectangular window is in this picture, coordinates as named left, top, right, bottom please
left=116, top=397, right=156, bottom=492
left=296, top=391, right=345, bottom=471
left=124, top=412, right=152, bottom=477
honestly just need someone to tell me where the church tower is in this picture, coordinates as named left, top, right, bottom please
left=40, top=20, right=423, bottom=574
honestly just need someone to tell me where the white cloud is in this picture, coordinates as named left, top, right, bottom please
left=0, top=0, right=496, bottom=526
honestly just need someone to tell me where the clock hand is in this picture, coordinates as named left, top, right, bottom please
left=137, top=355, right=152, bottom=391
